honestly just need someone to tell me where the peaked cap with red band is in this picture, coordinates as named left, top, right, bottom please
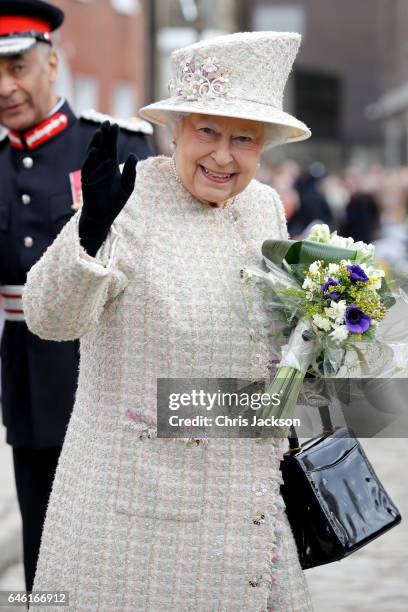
left=0, top=0, right=64, bottom=56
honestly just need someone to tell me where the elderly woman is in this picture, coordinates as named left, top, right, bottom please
left=24, top=32, right=313, bottom=611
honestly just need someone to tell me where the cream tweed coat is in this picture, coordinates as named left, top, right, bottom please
left=24, top=156, right=314, bottom=612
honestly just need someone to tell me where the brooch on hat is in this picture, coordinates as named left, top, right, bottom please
left=169, top=50, right=231, bottom=103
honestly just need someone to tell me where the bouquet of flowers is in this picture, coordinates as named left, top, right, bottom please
left=243, top=223, right=397, bottom=434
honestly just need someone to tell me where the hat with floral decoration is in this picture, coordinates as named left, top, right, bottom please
left=139, top=31, right=311, bottom=144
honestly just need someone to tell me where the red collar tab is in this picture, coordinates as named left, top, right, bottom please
left=0, top=16, right=50, bottom=36
left=8, top=112, right=69, bottom=150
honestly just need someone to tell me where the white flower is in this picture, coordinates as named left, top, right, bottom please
left=368, top=267, right=385, bottom=280
left=358, top=262, right=370, bottom=275
left=327, top=263, right=340, bottom=276
left=324, top=299, right=347, bottom=323
left=328, top=234, right=355, bottom=249
left=302, top=277, right=319, bottom=291
left=329, top=324, right=349, bottom=343
left=358, top=262, right=385, bottom=283
left=371, top=279, right=382, bottom=291
left=308, top=261, right=321, bottom=276
left=305, top=291, right=314, bottom=301
left=312, top=314, right=332, bottom=332
left=354, top=241, right=375, bottom=260
left=308, top=224, right=331, bottom=243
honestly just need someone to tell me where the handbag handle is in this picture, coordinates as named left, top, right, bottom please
left=288, top=405, right=335, bottom=452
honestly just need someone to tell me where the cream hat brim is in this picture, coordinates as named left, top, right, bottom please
left=139, top=96, right=311, bottom=144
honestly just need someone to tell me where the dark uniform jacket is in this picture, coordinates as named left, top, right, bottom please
left=0, top=100, right=153, bottom=448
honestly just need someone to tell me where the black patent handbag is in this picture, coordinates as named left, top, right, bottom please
left=279, top=405, right=402, bottom=570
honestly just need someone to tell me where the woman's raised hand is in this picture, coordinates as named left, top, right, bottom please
left=79, top=121, right=138, bottom=257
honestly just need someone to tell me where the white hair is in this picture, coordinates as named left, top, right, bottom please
left=262, top=124, right=291, bottom=150
left=164, top=112, right=188, bottom=136
left=163, top=112, right=290, bottom=151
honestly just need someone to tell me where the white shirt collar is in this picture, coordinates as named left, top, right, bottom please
left=46, top=97, right=66, bottom=118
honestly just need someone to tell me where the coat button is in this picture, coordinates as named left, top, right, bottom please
left=21, top=194, right=31, bottom=205
left=24, top=236, right=34, bottom=248
left=186, top=438, right=201, bottom=447
left=252, top=512, right=266, bottom=525
left=22, top=157, right=34, bottom=168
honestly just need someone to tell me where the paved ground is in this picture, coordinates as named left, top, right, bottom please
left=0, top=427, right=24, bottom=612
left=305, top=437, right=408, bottom=612
left=0, top=426, right=406, bottom=610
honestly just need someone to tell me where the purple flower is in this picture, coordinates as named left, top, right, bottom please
left=347, top=264, right=369, bottom=283
left=322, top=277, right=342, bottom=300
left=345, top=304, right=371, bottom=333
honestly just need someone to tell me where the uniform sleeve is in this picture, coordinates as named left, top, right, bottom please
left=22, top=208, right=131, bottom=342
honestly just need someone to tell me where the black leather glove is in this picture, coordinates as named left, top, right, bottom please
left=79, top=121, right=138, bottom=257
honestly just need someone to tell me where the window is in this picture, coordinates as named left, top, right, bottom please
left=111, top=82, right=137, bottom=118
left=73, top=75, right=99, bottom=114
left=294, top=69, right=341, bottom=139
left=110, top=0, right=140, bottom=16
left=252, top=5, right=305, bottom=36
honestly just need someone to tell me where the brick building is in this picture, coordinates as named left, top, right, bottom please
left=50, top=0, right=149, bottom=118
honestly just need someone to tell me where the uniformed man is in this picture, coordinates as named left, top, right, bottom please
left=0, top=0, right=153, bottom=591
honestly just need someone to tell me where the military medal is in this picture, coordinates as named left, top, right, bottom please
left=69, top=169, right=83, bottom=210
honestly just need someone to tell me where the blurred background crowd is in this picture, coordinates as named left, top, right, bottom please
left=1, top=0, right=408, bottom=610
left=258, top=159, right=408, bottom=285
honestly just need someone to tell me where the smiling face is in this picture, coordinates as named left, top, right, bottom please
left=173, top=113, right=265, bottom=207
left=0, top=44, right=58, bottom=131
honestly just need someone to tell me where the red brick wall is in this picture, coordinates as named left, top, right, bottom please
left=50, top=0, right=148, bottom=114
